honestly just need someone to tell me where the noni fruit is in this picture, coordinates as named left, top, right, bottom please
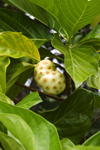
left=34, top=59, right=66, bottom=95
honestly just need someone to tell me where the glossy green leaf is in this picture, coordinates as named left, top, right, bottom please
left=0, top=32, right=40, bottom=62
left=6, top=62, right=34, bottom=91
left=86, top=67, right=100, bottom=89
left=0, top=101, right=62, bottom=150
left=6, top=68, right=33, bottom=99
left=0, top=113, right=36, bottom=150
left=83, top=131, right=100, bottom=146
left=6, top=0, right=66, bottom=39
left=0, top=93, right=12, bottom=104
left=94, top=93, right=100, bottom=108
left=28, top=0, right=100, bottom=38
left=16, top=92, right=42, bottom=109
left=0, top=56, right=10, bottom=94
left=61, top=138, right=75, bottom=150
left=0, top=8, right=53, bottom=49
left=91, top=15, right=100, bottom=29
left=0, top=131, right=23, bottom=150
left=67, top=146, right=100, bottom=150
left=41, top=89, right=94, bottom=144
left=52, top=34, right=99, bottom=88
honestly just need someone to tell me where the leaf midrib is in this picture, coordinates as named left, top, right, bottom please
left=53, top=93, right=92, bottom=125
left=0, top=46, right=40, bottom=61
left=69, top=1, right=88, bottom=38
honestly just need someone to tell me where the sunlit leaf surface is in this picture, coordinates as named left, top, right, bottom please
left=0, top=32, right=40, bottom=62
left=0, top=101, right=62, bottom=150
left=0, top=113, right=36, bottom=150
left=0, top=56, right=10, bottom=94
left=0, top=131, right=23, bottom=150
left=28, top=0, right=100, bottom=38
left=16, top=92, right=43, bottom=109
left=52, top=34, right=99, bottom=88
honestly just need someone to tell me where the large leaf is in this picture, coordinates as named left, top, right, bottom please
left=29, top=0, right=100, bottom=38
left=67, top=146, right=100, bottom=150
left=0, top=113, right=36, bottom=150
left=0, top=101, right=62, bottom=150
left=83, top=131, right=100, bottom=146
left=0, top=131, right=23, bottom=150
left=6, top=62, right=34, bottom=91
left=61, top=138, right=75, bottom=150
left=0, top=56, right=10, bottom=94
left=0, top=32, right=40, bottom=63
left=52, top=34, right=99, bottom=88
left=41, top=89, right=94, bottom=144
left=86, top=67, right=100, bottom=89
left=5, top=0, right=66, bottom=39
left=0, top=93, right=12, bottom=104
left=16, top=92, right=42, bottom=109
left=0, top=8, right=53, bottom=49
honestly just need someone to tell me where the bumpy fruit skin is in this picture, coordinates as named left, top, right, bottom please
left=34, top=59, right=66, bottom=95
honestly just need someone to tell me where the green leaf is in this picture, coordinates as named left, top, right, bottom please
left=94, top=93, right=100, bottom=108
left=28, top=0, right=100, bottom=38
left=6, top=62, right=34, bottom=91
left=0, top=101, right=62, bottom=150
left=67, top=146, right=100, bottom=150
left=83, top=131, right=100, bottom=146
left=91, top=15, right=100, bottom=29
left=6, top=0, right=66, bottom=39
left=0, top=131, right=23, bottom=150
left=16, top=92, right=42, bottom=109
left=0, top=32, right=40, bottom=63
left=0, top=122, right=7, bottom=134
left=0, top=56, right=10, bottom=94
left=39, top=47, right=62, bottom=61
left=41, top=88, right=94, bottom=144
left=79, top=24, right=100, bottom=50
left=0, top=113, right=36, bottom=150
left=82, top=24, right=100, bottom=41
left=52, top=34, right=99, bottom=88
left=65, top=45, right=99, bottom=88
left=86, top=67, right=100, bottom=89
left=61, top=138, right=75, bottom=150
left=0, top=93, right=12, bottom=104
left=52, top=34, right=67, bottom=55
left=71, top=32, right=84, bottom=46
left=0, top=8, right=53, bottom=49
left=6, top=68, right=33, bottom=99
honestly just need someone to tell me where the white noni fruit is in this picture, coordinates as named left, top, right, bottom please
left=34, top=59, right=66, bottom=95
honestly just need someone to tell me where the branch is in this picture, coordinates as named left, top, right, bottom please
left=15, top=82, right=64, bottom=101
left=65, top=72, right=72, bottom=96
left=91, top=116, right=100, bottom=127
